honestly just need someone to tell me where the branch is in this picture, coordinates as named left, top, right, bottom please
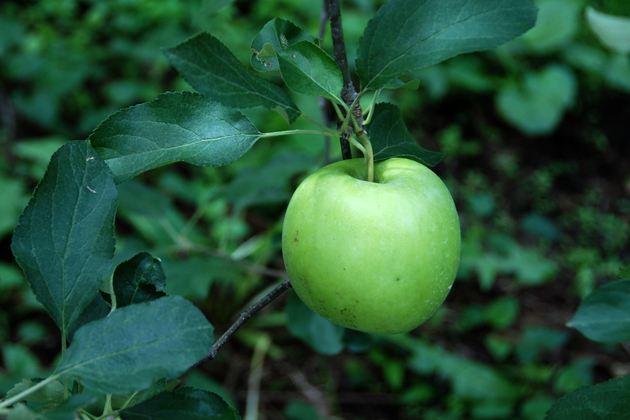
left=327, top=0, right=356, bottom=160
left=189, top=279, right=293, bottom=369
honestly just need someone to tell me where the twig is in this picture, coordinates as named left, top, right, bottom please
left=319, top=2, right=332, bottom=165
left=190, top=279, right=293, bottom=369
left=327, top=0, right=355, bottom=160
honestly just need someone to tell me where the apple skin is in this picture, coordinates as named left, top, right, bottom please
left=282, top=158, right=460, bottom=334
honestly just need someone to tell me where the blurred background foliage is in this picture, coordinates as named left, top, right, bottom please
left=0, top=0, right=629, bottom=419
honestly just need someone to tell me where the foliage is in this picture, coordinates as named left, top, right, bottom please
left=0, top=0, right=629, bottom=419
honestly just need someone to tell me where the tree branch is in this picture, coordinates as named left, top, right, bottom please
left=327, top=0, right=356, bottom=160
left=189, top=279, right=293, bottom=369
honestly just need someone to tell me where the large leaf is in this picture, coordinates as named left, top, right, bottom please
left=567, top=279, right=630, bottom=343
left=120, top=387, right=240, bottom=420
left=367, top=103, right=444, bottom=166
left=356, top=0, right=538, bottom=90
left=544, top=376, right=630, bottom=420
left=250, top=17, right=316, bottom=73
left=55, top=296, right=214, bottom=394
left=163, top=32, right=300, bottom=124
left=11, top=141, right=117, bottom=338
left=89, top=92, right=261, bottom=184
left=276, top=41, right=343, bottom=102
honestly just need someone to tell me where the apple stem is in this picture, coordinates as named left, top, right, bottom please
left=356, top=131, right=374, bottom=182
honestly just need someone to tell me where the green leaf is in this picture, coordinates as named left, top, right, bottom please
left=250, top=17, right=317, bottom=73
left=496, top=65, right=576, bottom=136
left=120, top=387, right=241, bottom=420
left=5, top=378, right=66, bottom=404
left=55, top=296, right=214, bottom=394
left=36, top=395, right=96, bottom=420
left=517, top=0, right=581, bottom=53
left=380, top=78, right=421, bottom=90
left=621, top=266, right=630, bottom=278
left=284, top=291, right=345, bottom=356
left=356, top=0, right=538, bottom=90
left=89, top=92, right=261, bottom=184
left=544, top=376, right=630, bottom=420
left=367, top=103, right=444, bottom=166
left=113, top=252, right=167, bottom=307
left=11, top=141, right=117, bottom=338
left=163, top=32, right=300, bottom=124
left=67, top=293, right=111, bottom=341
left=276, top=41, right=343, bottom=102
left=586, top=7, right=630, bottom=55
left=567, top=279, right=630, bottom=343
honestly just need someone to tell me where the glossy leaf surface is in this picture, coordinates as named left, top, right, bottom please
left=367, top=103, right=444, bottom=166
left=89, top=92, right=260, bottom=184
left=356, top=0, right=538, bottom=90
left=164, top=32, right=300, bottom=123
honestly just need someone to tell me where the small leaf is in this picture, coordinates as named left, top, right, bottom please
left=586, top=7, right=630, bottom=54
left=67, top=293, right=111, bottom=341
left=120, top=387, right=241, bottom=420
left=367, top=103, right=444, bottom=166
left=89, top=92, right=261, bottom=184
left=36, top=395, right=96, bottom=420
left=163, top=32, right=300, bottom=124
left=276, top=40, right=343, bottom=102
left=380, top=78, right=421, bottom=90
left=496, top=65, right=576, bottom=136
left=250, top=17, right=316, bottom=73
left=284, top=291, right=344, bottom=356
left=5, top=378, right=66, bottom=404
left=113, top=252, right=166, bottom=307
left=11, top=141, right=117, bottom=338
left=621, top=266, right=630, bottom=278
left=544, top=376, right=630, bottom=420
left=567, top=279, right=630, bottom=343
left=356, top=0, right=538, bottom=90
left=55, top=296, right=214, bottom=394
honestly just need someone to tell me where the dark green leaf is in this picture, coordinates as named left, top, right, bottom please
left=113, top=252, right=166, bottom=307
left=284, top=292, right=344, bottom=356
left=380, top=78, right=421, bottom=90
left=55, top=296, right=214, bottom=394
left=250, top=17, right=317, bottom=73
left=544, top=376, right=630, bottom=420
left=11, top=141, right=117, bottom=338
left=5, top=378, right=65, bottom=404
left=163, top=32, right=300, bottom=123
left=356, top=0, right=538, bottom=90
left=367, top=103, right=444, bottom=166
left=67, top=293, right=111, bottom=341
left=567, top=279, right=630, bottom=342
left=620, top=266, right=630, bottom=278
left=275, top=41, right=343, bottom=102
left=89, top=92, right=261, bottom=184
left=120, top=387, right=240, bottom=420
left=38, top=395, right=96, bottom=420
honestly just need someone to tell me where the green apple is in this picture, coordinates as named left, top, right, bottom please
left=282, top=157, right=460, bottom=334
